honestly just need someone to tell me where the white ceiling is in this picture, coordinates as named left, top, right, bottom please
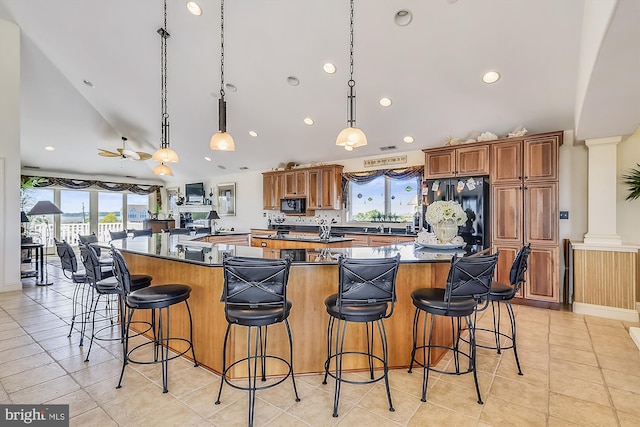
left=1, top=0, right=638, bottom=184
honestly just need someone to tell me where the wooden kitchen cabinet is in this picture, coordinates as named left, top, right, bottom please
left=424, top=144, right=489, bottom=179
left=490, top=130, right=562, bottom=304
left=284, top=170, right=308, bottom=197
left=262, top=171, right=284, bottom=210
left=306, top=165, right=344, bottom=210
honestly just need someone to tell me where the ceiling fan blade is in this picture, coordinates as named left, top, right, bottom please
left=122, top=149, right=141, bottom=160
left=98, top=149, right=121, bottom=157
left=136, top=152, right=152, bottom=161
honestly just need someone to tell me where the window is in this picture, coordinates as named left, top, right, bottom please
left=127, top=193, right=149, bottom=229
left=349, top=175, right=419, bottom=222
left=59, top=190, right=90, bottom=243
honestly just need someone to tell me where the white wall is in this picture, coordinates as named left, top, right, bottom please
left=617, top=126, right=640, bottom=245
left=0, top=19, right=22, bottom=292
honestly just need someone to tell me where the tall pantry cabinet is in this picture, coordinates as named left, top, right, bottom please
left=490, top=131, right=562, bottom=303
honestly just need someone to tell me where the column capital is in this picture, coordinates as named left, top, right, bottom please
left=585, top=135, right=622, bottom=148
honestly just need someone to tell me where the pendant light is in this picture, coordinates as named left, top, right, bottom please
left=152, top=0, right=179, bottom=174
left=210, top=0, right=235, bottom=151
left=336, top=0, right=367, bottom=150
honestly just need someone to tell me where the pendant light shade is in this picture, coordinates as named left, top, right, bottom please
left=152, top=163, right=173, bottom=176
left=152, top=146, right=179, bottom=163
left=210, top=0, right=235, bottom=151
left=337, top=0, right=367, bottom=150
left=153, top=0, right=179, bottom=175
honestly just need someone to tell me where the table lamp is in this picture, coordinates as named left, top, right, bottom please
left=27, top=200, right=63, bottom=286
left=207, top=210, right=220, bottom=234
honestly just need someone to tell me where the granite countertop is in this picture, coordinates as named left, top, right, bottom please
left=106, top=233, right=471, bottom=266
left=253, top=234, right=355, bottom=244
left=253, top=226, right=418, bottom=238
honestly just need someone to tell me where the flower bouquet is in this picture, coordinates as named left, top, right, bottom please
left=425, top=201, right=467, bottom=243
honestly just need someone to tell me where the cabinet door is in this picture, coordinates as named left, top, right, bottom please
left=524, top=182, right=558, bottom=245
left=456, top=145, right=489, bottom=176
left=273, top=173, right=284, bottom=207
left=284, top=170, right=308, bottom=197
left=491, top=141, right=522, bottom=184
left=345, top=234, right=369, bottom=247
left=320, top=167, right=341, bottom=209
left=492, top=244, right=523, bottom=298
left=262, top=174, right=275, bottom=209
left=524, top=135, right=559, bottom=182
left=425, top=150, right=455, bottom=178
left=524, top=245, right=559, bottom=302
left=307, top=170, right=320, bottom=209
left=492, top=185, right=523, bottom=243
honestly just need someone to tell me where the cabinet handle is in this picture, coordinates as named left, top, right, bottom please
left=524, top=176, right=528, bottom=180
left=524, top=186, right=528, bottom=190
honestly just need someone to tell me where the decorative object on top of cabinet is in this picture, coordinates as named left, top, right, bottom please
left=508, top=126, right=528, bottom=138
left=424, top=143, right=489, bottom=179
left=477, top=132, right=498, bottom=142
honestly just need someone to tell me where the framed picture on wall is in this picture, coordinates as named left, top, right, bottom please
left=217, top=182, right=236, bottom=216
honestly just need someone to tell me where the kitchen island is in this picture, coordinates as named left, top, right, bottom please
left=111, top=233, right=466, bottom=378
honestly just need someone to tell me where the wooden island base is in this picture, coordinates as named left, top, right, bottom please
left=124, top=252, right=453, bottom=379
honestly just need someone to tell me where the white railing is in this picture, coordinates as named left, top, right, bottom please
left=29, top=222, right=145, bottom=247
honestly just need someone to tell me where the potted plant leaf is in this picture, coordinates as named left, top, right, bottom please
left=623, top=164, right=640, bottom=201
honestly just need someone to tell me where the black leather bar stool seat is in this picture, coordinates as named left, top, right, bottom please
left=112, top=246, right=197, bottom=393
left=323, top=255, right=401, bottom=418
left=408, top=253, right=498, bottom=405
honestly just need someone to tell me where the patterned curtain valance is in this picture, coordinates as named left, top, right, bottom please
left=340, top=165, right=424, bottom=207
left=21, top=175, right=163, bottom=205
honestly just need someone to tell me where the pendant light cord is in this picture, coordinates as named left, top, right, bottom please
left=159, top=0, right=170, bottom=149
left=347, top=0, right=356, bottom=128
left=220, top=0, right=225, bottom=99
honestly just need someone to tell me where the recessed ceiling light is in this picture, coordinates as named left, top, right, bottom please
left=344, top=146, right=354, bottom=151
left=83, top=80, right=94, bottom=88
left=249, top=131, right=258, bottom=137
left=482, top=71, right=500, bottom=84
left=44, top=146, right=55, bottom=151
left=204, top=156, right=212, bottom=162
left=303, top=118, right=314, bottom=125
left=186, top=2, right=202, bottom=16
left=379, top=97, right=392, bottom=107
left=394, top=10, right=412, bottom=27
left=225, top=83, right=237, bottom=92
left=323, top=63, right=336, bottom=74
left=286, top=76, right=300, bottom=86
left=403, top=136, right=415, bottom=143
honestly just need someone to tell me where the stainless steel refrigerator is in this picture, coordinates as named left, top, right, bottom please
left=421, top=176, right=490, bottom=250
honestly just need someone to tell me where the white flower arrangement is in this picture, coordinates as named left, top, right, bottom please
left=425, top=200, right=467, bottom=226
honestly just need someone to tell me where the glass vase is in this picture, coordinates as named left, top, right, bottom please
left=433, top=219, right=458, bottom=244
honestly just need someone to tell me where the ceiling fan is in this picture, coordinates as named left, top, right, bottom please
left=98, top=137, right=152, bottom=161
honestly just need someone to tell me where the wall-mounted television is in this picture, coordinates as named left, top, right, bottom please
left=185, top=182, right=205, bottom=204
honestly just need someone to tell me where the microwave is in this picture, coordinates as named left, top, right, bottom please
left=280, top=198, right=306, bottom=214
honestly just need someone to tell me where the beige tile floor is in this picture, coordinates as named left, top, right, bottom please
left=2, top=261, right=640, bottom=426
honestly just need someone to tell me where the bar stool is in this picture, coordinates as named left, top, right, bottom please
left=113, top=246, right=197, bottom=393
left=78, top=232, right=112, bottom=266
left=215, top=256, right=299, bottom=427
left=132, top=228, right=153, bottom=238
left=80, top=244, right=152, bottom=361
left=408, top=253, right=498, bottom=404
left=55, top=238, right=90, bottom=344
left=475, top=244, right=531, bottom=375
left=322, top=255, right=401, bottom=417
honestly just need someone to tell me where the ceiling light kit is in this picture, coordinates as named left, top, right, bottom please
left=99, top=136, right=152, bottom=161
left=403, top=136, right=415, bottom=143
left=186, top=1, right=202, bottom=16
left=323, top=63, right=336, bottom=74
left=379, top=97, right=392, bottom=107
left=210, top=0, right=235, bottom=152
left=44, top=146, right=55, bottom=151
left=394, top=10, right=413, bottom=27
left=482, top=71, right=500, bottom=84
left=304, top=118, right=314, bottom=125
left=152, top=0, right=179, bottom=176
left=336, top=0, right=367, bottom=151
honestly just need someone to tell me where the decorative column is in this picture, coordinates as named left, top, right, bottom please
left=583, top=136, right=622, bottom=245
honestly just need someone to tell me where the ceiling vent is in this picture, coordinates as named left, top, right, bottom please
left=24, top=165, right=41, bottom=169
left=379, top=145, right=397, bottom=151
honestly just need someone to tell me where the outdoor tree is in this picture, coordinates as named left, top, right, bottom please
left=100, top=212, right=119, bottom=223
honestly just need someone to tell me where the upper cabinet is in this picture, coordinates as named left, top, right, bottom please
left=263, top=165, right=343, bottom=211
left=262, top=171, right=284, bottom=210
left=491, top=133, right=560, bottom=184
left=424, top=144, right=489, bottom=178
left=284, top=170, right=308, bottom=197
